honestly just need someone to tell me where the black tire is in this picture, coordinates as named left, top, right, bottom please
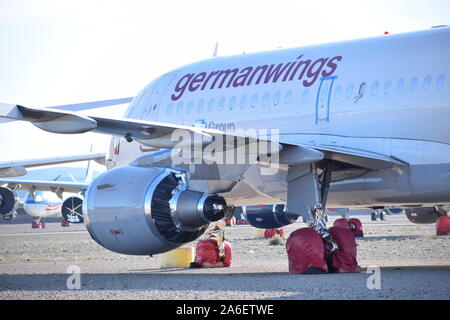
left=371, top=212, right=377, bottom=221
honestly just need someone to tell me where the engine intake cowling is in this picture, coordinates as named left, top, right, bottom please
left=83, top=165, right=226, bottom=255
left=0, top=187, right=19, bottom=217
left=62, top=196, right=84, bottom=223
left=405, top=207, right=447, bottom=224
left=243, top=205, right=298, bottom=229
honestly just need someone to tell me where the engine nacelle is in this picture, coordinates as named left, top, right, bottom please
left=62, top=196, right=84, bottom=223
left=405, top=207, right=447, bottom=224
left=83, top=165, right=226, bottom=255
left=0, top=187, right=19, bottom=217
left=243, top=205, right=298, bottom=229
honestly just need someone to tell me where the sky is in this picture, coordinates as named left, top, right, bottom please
left=0, top=0, right=449, bottom=162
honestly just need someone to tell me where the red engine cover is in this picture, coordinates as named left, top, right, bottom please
left=436, top=216, right=450, bottom=235
left=286, top=228, right=328, bottom=274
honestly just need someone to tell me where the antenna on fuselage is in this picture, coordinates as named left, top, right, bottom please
left=212, top=41, right=219, bottom=57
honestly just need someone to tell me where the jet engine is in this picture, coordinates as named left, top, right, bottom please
left=0, top=187, right=19, bottom=219
left=62, top=196, right=84, bottom=223
left=405, top=207, right=447, bottom=224
left=243, top=205, right=298, bottom=229
left=83, top=165, right=226, bottom=255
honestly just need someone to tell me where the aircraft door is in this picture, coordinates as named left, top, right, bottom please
left=315, top=76, right=337, bottom=124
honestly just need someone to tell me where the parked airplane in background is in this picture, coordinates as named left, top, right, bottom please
left=0, top=26, right=449, bottom=256
left=0, top=165, right=102, bottom=228
left=23, top=191, right=64, bottom=228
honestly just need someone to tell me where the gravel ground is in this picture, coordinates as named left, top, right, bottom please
left=0, top=214, right=449, bottom=300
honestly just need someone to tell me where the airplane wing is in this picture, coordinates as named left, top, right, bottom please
left=0, top=103, right=407, bottom=170
left=0, top=153, right=106, bottom=177
left=0, top=178, right=90, bottom=193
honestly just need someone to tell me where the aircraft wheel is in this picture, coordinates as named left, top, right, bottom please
left=348, top=218, right=364, bottom=237
left=371, top=212, right=377, bottom=221
left=327, top=226, right=361, bottom=273
left=333, top=218, right=350, bottom=230
left=379, top=211, right=385, bottom=220
left=286, top=228, right=328, bottom=274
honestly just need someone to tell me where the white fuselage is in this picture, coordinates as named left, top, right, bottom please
left=23, top=192, right=62, bottom=218
left=107, top=27, right=450, bottom=208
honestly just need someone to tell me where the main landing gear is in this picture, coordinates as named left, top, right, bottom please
left=285, top=162, right=361, bottom=274
left=371, top=209, right=385, bottom=221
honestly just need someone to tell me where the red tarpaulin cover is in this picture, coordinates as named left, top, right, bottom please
left=286, top=228, right=328, bottom=274
left=194, top=240, right=232, bottom=267
left=333, top=218, right=351, bottom=230
left=348, top=218, right=364, bottom=237
left=264, top=228, right=285, bottom=238
left=327, top=226, right=360, bottom=272
left=436, top=216, right=450, bottom=235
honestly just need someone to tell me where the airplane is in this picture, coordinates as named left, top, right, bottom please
left=23, top=190, right=64, bottom=228
left=0, top=165, right=102, bottom=228
left=0, top=26, right=449, bottom=259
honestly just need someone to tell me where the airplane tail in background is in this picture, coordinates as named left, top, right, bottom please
left=84, top=159, right=94, bottom=183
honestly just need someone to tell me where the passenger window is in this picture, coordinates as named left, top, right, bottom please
left=397, top=78, right=405, bottom=93
left=207, top=98, right=215, bottom=112
left=229, top=96, right=237, bottom=110
left=251, top=94, right=258, bottom=108
left=346, top=84, right=354, bottom=98
left=262, top=93, right=270, bottom=106
left=384, top=79, right=392, bottom=95
left=334, top=85, right=342, bottom=99
left=437, top=74, right=445, bottom=89
left=423, top=75, right=432, bottom=91
left=167, top=102, right=173, bottom=116
left=273, top=92, right=280, bottom=105
left=285, top=90, right=292, bottom=104
left=409, top=77, right=418, bottom=92
left=187, top=100, right=194, bottom=113
left=218, top=97, right=225, bottom=111
left=302, top=89, right=309, bottom=102
left=197, top=99, right=204, bottom=113
left=371, top=81, right=379, bottom=96
left=240, top=95, right=247, bottom=109
left=176, top=101, right=183, bottom=115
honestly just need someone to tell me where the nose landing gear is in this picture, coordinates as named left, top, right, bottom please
left=31, top=218, right=45, bottom=229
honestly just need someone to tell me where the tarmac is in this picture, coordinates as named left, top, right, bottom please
left=0, top=213, right=449, bottom=300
